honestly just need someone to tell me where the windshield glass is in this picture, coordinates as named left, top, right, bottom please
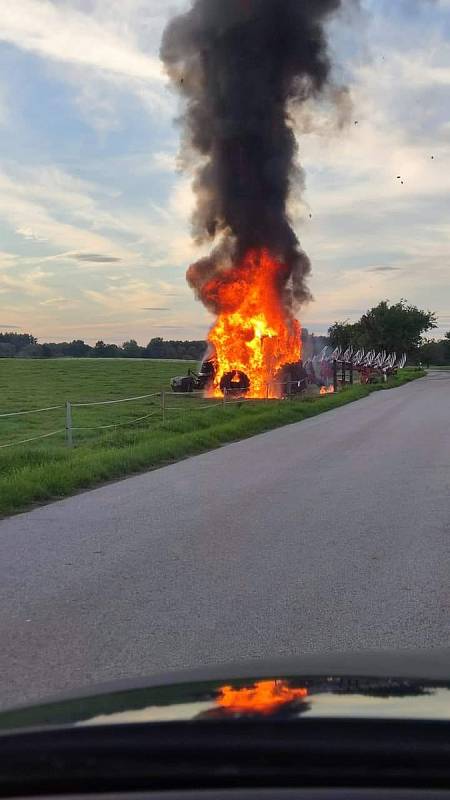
left=0, top=0, right=449, bottom=718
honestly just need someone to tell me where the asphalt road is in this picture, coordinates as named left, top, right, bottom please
left=1, top=371, right=449, bottom=710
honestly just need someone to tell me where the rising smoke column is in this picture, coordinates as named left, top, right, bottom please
left=161, top=0, right=343, bottom=316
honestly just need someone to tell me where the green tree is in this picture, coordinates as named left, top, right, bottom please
left=443, top=332, right=450, bottom=363
left=419, top=339, right=445, bottom=367
left=0, top=332, right=36, bottom=350
left=103, top=343, right=120, bottom=357
left=93, top=340, right=108, bottom=357
left=329, top=300, right=437, bottom=358
left=17, top=343, right=43, bottom=358
left=0, top=342, right=15, bottom=357
left=41, top=344, right=53, bottom=358
left=144, top=337, right=165, bottom=358
left=122, top=339, right=142, bottom=358
left=64, top=339, right=92, bottom=357
left=328, top=321, right=362, bottom=350
left=358, top=300, right=436, bottom=356
left=41, top=342, right=65, bottom=357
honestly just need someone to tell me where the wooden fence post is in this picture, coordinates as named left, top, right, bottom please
left=333, top=360, right=338, bottom=393
left=161, top=392, right=166, bottom=425
left=65, top=401, right=73, bottom=447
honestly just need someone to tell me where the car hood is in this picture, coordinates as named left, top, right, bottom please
left=1, top=649, right=449, bottom=733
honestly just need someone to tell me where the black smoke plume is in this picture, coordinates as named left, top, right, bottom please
left=161, top=0, right=344, bottom=313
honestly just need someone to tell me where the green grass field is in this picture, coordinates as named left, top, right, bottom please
left=0, top=358, right=424, bottom=518
left=0, top=358, right=198, bottom=445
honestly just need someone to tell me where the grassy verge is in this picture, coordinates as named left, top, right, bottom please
left=0, top=367, right=424, bottom=518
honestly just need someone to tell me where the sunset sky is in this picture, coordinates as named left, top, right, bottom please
left=0, top=0, right=449, bottom=344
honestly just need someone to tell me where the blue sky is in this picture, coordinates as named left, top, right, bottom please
left=0, top=0, right=449, bottom=344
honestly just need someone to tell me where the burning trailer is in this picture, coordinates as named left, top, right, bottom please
left=171, top=359, right=253, bottom=398
left=170, top=357, right=256, bottom=397
left=219, top=370, right=250, bottom=397
left=170, top=345, right=406, bottom=399
left=274, top=360, right=309, bottom=396
left=171, top=350, right=309, bottom=398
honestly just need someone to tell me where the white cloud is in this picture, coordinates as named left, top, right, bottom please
left=39, top=295, right=69, bottom=307
left=0, top=165, right=135, bottom=258
left=0, top=157, right=205, bottom=340
left=0, top=1, right=164, bottom=82
left=0, top=160, right=204, bottom=294
left=151, top=151, right=178, bottom=173
left=0, top=252, right=18, bottom=270
left=0, top=0, right=175, bottom=129
left=84, top=279, right=165, bottom=314
left=0, top=267, right=54, bottom=297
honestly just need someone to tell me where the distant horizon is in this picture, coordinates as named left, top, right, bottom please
left=0, top=325, right=332, bottom=348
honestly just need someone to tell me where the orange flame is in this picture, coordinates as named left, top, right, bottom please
left=217, top=679, right=308, bottom=715
left=203, top=249, right=301, bottom=398
left=320, top=385, right=335, bottom=395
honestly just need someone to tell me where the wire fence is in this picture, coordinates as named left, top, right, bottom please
left=71, top=410, right=161, bottom=431
left=0, top=404, right=64, bottom=418
left=0, top=381, right=335, bottom=451
left=0, top=429, right=66, bottom=450
left=0, top=393, right=163, bottom=451
left=0, top=403, right=67, bottom=449
left=71, top=392, right=161, bottom=408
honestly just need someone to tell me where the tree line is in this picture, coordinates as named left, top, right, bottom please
left=0, top=334, right=207, bottom=361
left=1, top=300, right=448, bottom=365
left=0, top=330, right=328, bottom=361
